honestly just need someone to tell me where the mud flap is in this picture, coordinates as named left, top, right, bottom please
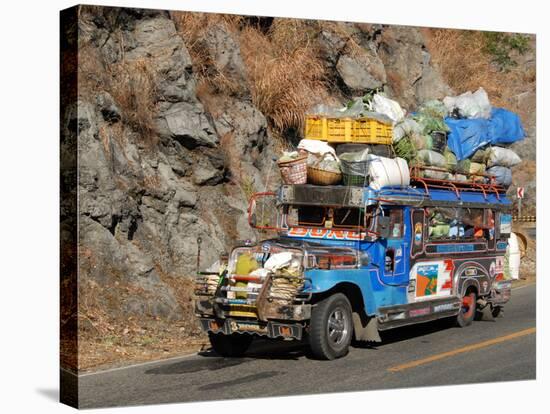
left=352, top=312, right=381, bottom=342
left=476, top=299, right=495, bottom=321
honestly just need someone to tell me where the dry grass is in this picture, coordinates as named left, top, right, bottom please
left=108, top=59, right=158, bottom=140
left=239, top=21, right=330, bottom=132
left=171, top=13, right=332, bottom=132
left=170, top=11, right=245, bottom=96
left=78, top=43, right=158, bottom=144
left=422, top=28, right=533, bottom=108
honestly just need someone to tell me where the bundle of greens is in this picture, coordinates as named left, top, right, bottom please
left=413, top=100, right=450, bottom=135
left=393, top=137, right=417, bottom=162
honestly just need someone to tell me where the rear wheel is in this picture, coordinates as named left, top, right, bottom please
left=208, top=333, right=253, bottom=357
left=309, top=293, right=353, bottom=360
left=456, top=290, right=477, bottom=327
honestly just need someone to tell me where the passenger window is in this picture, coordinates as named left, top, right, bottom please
left=427, top=207, right=492, bottom=242
left=385, top=248, right=395, bottom=273
left=411, top=209, right=425, bottom=256
left=387, top=209, right=404, bottom=239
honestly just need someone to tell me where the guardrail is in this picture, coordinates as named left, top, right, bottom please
left=513, top=215, right=536, bottom=222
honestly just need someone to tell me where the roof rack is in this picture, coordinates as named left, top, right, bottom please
left=409, top=165, right=506, bottom=201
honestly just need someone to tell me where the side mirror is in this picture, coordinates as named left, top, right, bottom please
left=376, top=216, right=391, bottom=239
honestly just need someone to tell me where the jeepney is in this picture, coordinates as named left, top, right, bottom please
left=194, top=176, right=513, bottom=360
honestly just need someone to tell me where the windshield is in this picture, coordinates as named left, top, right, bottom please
left=285, top=205, right=375, bottom=231
left=228, top=245, right=304, bottom=275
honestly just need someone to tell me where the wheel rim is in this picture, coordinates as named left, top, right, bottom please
left=327, top=306, right=349, bottom=346
left=461, top=293, right=475, bottom=319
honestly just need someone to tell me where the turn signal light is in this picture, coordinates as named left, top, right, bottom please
left=279, top=326, right=292, bottom=337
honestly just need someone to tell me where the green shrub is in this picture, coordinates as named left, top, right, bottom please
left=482, top=32, right=531, bottom=71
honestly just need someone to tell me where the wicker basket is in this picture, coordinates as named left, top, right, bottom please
left=277, top=155, right=308, bottom=184
left=307, top=166, right=342, bottom=185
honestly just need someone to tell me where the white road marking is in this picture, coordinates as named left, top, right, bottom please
left=77, top=350, right=200, bottom=377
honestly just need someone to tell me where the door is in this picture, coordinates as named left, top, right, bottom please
left=380, top=208, right=410, bottom=286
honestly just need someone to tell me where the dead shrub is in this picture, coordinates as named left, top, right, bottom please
left=170, top=11, right=244, bottom=96
left=78, top=43, right=158, bottom=144
left=108, top=58, right=158, bottom=141
left=239, top=23, right=330, bottom=132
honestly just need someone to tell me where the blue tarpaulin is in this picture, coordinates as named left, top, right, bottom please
left=445, top=108, right=525, bottom=160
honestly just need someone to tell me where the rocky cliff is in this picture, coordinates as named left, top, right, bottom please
left=62, top=6, right=535, bottom=369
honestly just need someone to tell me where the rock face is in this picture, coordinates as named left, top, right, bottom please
left=316, top=23, right=452, bottom=109
left=336, top=50, right=386, bottom=92
left=203, top=24, right=248, bottom=90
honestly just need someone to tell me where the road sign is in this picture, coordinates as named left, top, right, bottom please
left=517, top=187, right=525, bottom=199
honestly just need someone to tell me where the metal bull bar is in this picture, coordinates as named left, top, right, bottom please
left=194, top=270, right=313, bottom=322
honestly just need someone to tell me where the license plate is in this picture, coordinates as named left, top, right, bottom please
left=230, top=320, right=268, bottom=334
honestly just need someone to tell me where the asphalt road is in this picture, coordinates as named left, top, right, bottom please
left=72, top=283, right=536, bottom=409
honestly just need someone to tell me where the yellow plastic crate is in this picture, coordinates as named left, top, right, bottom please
left=304, top=115, right=393, bottom=144
left=304, top=116, right=328, bottom=140
left=353, top=118, right=393, bottom=145
left=326, top=118, right=353, bottom=142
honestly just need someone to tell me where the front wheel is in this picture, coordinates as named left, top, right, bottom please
left=309, top=293, right=354, bottom=360
left=208, top=333, right=253, bottom=357
left=456, top=290, right=477, bottom=327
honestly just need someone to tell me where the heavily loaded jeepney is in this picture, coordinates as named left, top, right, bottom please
left=194, top=177, right=514, bottom=360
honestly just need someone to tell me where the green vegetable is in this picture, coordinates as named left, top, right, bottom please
left=418, top=100, right=448, bottom=118
left=456, top=159, right=471, bottom=174
left=471, top=148, right=489, bottom=163
left=444, top=148, right=457, bottom=169
left=393, top=137, right=417, bottom=161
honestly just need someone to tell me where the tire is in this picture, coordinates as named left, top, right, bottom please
left=456, top=290, right=477, bottom=327
left=208, top=333, right=253, bottom=357
left=309, top=293, right=354, bottom=360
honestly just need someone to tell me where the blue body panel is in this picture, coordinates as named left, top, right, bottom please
left=302, top=267, right=408, bottom=315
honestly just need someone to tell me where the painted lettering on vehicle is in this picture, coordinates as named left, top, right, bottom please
left=287, top=227, right=362, bottom=240
left=230, top=321, right=267, bottom=333
left=436, top=244, right=475, bottom=253
left=433, top=303, right=456, bottom=313
left=409, top=307, right=431, bottom=317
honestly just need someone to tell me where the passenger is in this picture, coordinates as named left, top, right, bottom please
left=464, top=226, right=475, bottom=238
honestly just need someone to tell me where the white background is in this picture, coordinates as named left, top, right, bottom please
left=0, top=0, right=546, bottom=412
